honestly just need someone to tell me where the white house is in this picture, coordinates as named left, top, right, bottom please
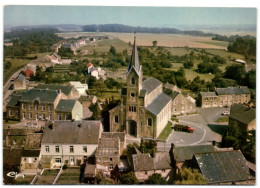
left=69, top=81, right=88, bottom=95
left=40, top=120, right=103, bottom=168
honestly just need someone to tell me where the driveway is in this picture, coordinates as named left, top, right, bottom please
left=198, top=107, right=230, bottom=124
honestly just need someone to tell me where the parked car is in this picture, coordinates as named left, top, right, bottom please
left=222, top=111, right=230, bottom=115
left=173, top=124, right=194, bottom=133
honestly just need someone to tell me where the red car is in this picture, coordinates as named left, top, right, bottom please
left=173, top=124, right=195, bottom=133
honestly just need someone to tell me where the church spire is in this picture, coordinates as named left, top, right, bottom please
left=127, top=35, right=140, bottom=73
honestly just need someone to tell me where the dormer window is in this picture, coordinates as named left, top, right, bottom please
left=131, top=77, right=135, bottom=85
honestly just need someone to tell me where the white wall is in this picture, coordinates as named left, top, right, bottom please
left=156, top=100, right=172, bottom=138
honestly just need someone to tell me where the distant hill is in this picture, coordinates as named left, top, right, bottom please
left=82, top=24, right=215, bottom=36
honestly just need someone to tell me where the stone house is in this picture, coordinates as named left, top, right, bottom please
left=109, top=37, right=172, bottom=139
left=69, top=81, right=88, bottom=95
left=164, top=84, right=197, bottom=115
left=7, top=88, right=83, bottom=121
left=40, top=120, right=102, bottom=168
left=20, top=150, right=41, bottom=172
left=229, top=104, right=256, bottom=133
left=153, top=152, right=173, bottom=181
left=95, top=132, right=126, bottom=171
left=200, top=86, right=251, bottom=108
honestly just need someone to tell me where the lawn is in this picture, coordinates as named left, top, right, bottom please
left=215, top=116, right=229, bottom=123
left=35, top=169, right=60, bottom=185
left=158, top=122, right=173, bottom=141
left=14, top=175, right=35, bottom=185
left=195, top=41, right=229, bottom=48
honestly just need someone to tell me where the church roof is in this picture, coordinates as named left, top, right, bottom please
left=146, top=93, right=172, bottom=116
left=142, top=77, right=162, bottom=94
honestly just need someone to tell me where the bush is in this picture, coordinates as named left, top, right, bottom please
left=62, top=164, right=68, bottom=170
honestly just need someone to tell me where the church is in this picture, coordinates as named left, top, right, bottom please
left=109, top=37, right=172, bottom=139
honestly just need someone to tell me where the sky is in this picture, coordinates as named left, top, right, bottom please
left=4, top=6, right=257, bottom=28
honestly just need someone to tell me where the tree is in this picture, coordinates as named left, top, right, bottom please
left=224, top=64, right=246, bottom=85
left=152, top=40, right=158, bottom=47
left=145, top=173, right=167, bottom=184
left=183, top=61, right=194, bottom=69
left=89, top=103, right=100, bottom=120
left=109, top=46, right=117, bottom=56
left=174, top=168, right=207, bottom=185
left=139, top=139, right=157, bottom=157
left=120, top=172, right=139, bottom=185
left=4, top=61, right=11, bottom=70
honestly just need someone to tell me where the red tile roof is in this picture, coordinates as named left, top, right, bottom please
left=86, top=62, right=93, bottom=68
left=24, top=68, right=34, bottom=78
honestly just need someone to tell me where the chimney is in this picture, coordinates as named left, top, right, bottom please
left=49, top=121, right=54, bottom=130
left=59, top=89, right=62, bottom=94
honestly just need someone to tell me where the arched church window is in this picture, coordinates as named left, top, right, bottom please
left=148, top=118, right=152, bottom=127
left=131, top=77, right=135, bottom=85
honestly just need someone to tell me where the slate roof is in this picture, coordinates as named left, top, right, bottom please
left=167, top=91, right=180, bottom=100
left=101, top=132, right=125, bottom=142
left=215, top=87, right=250, bottom=95
left=142, top=77, right=162, bottom=94
left=55, top=99, right=76, bottom=112
left=3, top=148, right=23, bottom=166
left=84, top=164, right=96, bottom=178
left=173, top=144, right=215, bottom=162
left=153, top=152, right=172, bottom=170
left=22, top=149, right=40, bottom=157
left=194, top=150, right=251, bottom=184
left=41, top=120, right=101, bottom=144
left=146, top=93, right=172, bottom=115
left=127, top=37, right=141, bottom=75
left=139, top=89, right=147, bottom=98
left=36, top=84, right=73, bottom=96
left=6, top=95, right=21, bottom=107
left=16, top=74, right=26, bottom=81
left=230, top=104, right=256, bottom=125
left=62, top=43, right=74, bottom=49
left=132, top=153, right=154, bottom=171
left=19, top=89, right=59, bottom=103
left=200, top=92, right=217, bottom=97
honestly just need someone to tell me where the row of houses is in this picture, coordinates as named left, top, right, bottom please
left=86, top=62, right=106, bottom=80
left=3, top=111, right=255, bottom=184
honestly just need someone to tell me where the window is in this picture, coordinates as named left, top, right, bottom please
left=58, top=114, right=62, bottom=120
left=131, top=77, right=135, bottom=85
left=70, top=146, right=74, bottom=153
left=22, top=103, right=25, bottom=109
left=36, top=113, right=39, bottom=120
left=15, top=110, right=19, bottom=117
left=34, top=158, right=37, bottom=162
left=22, top=112, right=26, bottom=119
left=65, top=115, right=70, bottom=120
left=145, top=171, right=147, bottom=175
left=55, top=158, right=61, bottom=163
left=205, top=98, right=208, bottom=102
left=162, top=169, right=166, bottom=172
left=55, top=146, right=60, bottom=153
left=110, top=158, right=113, bottom=162
left=114, top=115, right=119, bottom=123
left=13, top=139, right=16, bottom=144
left=83, top=146, right=87, bottom=153
left=45, top=146, right=49, bottom=152
left=42, top=105, right=45, bottom=111
left=24, top=158, right=27, bottom=161
left=173, top=101, right=176, bottom=105
left=109, top=164, right=113, bottom=170
left=48, top=105, right=52, bottom=112
left=190, top=106, right=193, bottom=110
left=42, top=114, right=46, bottom=120
left=35, top=103, right=38, bottom=110
left=29, top=113, right=32, bottom=119
left=29, top=104, right=32, bottom=110
left=129, top=106, right=136, bottom=112
left=131, top=93, right=135, bottom=97
left=174, top=108, right=176, bottom=112
left=49, top=114, right=52, bottom=120
left=98, top=158, right=102, bottom=162
left=148, top=118, right=152, bottom=127
left=9, top=110, right=13, bottom=116
left=182, top=106, right=185, bottom=111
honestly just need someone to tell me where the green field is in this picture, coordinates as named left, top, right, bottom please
left=4, top=52, right=50, bottom=84
left=78, top=38, right=130, bottom=53
left=195, top=41, right=229, bottom=48
left=158, top=122, right=173, bottom=141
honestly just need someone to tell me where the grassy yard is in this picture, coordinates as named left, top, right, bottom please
left=216, top=116, right=229, bottom=123
left=195, top=41, right=229, bottom=48
left=14, top=175, right=35, bottom=185
left=56, top=167, right=81, bottom=185
left=157, top=122, right=173, bottom=141
left=35, top=169, right=60, bottom=185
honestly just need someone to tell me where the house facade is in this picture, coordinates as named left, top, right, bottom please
left=200, top=86, right=251, bottom=108
left=40, top=121, right=102, bottom=167
left=109, top=37, right=172, bottom=139
left=12, top=74, right=27, bottom=90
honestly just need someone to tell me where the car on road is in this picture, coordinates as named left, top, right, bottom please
left=173, top=124, right=195, bottom=133
left=221, top=111, right=230, bottom=115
